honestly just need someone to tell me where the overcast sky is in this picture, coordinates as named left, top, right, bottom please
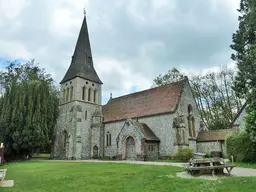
left=0, top=0, right=240, bottom=104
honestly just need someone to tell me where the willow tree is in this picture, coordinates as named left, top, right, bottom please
left=0, top=60, right=59, bottom=160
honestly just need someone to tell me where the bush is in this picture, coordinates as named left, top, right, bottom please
left=226, top=131, right=256, bottom=162
left=174, top=148, right=193, bottom=161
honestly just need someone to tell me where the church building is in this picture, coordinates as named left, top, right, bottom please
left=53, top=14, right=205, bottom=160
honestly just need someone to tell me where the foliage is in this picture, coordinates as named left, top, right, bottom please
left=153, top=67, right=242, bottom=130
left=174, top=148, right=193, bottom=161
left=2, top=161, right=256, bottom=192
left=230, top=0, right=256, bottom=140
left=0, top=60, right=59, bottom=160
left=190, top=67, right=243, bottom=130
left=226, top=131, right=256, bottom=162
left=153, top=67, right=185, bottom=87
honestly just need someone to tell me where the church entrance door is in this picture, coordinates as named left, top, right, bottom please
left=93, top=145, right=98, bottom=159
left=126, top=136, right=136, bottom=160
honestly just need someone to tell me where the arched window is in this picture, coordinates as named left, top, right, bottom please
left=63, top=89, right=66, bottom=102
left=192, top=117, right=196, bottom=137
left=188, top=104, right=193, bottom=115
left=62, top=131, right=68, bottom=151
left=182, top=130, right=186, bottom=144
left=66, top=88, right=70, bottom=101
left=82, top=87, right=85, bottom=100
left=70, top=86, right=73, bottom=100
left=106, top=132, right=111, bottom=146
left=85, top=110, right=87, bottom=120
left=88, top=88, right=91, bottom=102
left=188, top=116, right=192, bottom=137
left=93, top=89, right=97, bottom=103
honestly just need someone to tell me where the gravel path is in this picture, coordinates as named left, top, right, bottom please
left=36, top=159, right=256, bottom=179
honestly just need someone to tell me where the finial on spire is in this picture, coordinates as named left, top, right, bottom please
left=110, top=93, right=112, bottom=99
left=83, top=8, right=86, bottom=16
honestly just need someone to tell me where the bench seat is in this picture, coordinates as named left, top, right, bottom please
left=184, top=164, right=235, bottom=176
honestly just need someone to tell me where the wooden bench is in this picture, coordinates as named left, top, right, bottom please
left=184, top=164, right=235, bottom=176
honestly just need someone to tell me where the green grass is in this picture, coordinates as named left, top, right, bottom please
left=1, top=161, right=256, bottom=192
left=153, top=159, right=188, bottom=163
left=233, top=162, right=256, bottom=169
left=31, top=153, right=50, bottom=159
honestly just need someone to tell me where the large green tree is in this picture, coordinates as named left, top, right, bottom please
left=230, top=0, right=256, bottom=141
left=0, top=60, right=59, bottom=160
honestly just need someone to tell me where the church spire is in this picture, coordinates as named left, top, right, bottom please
left=60, top=12, right=102, bottom=84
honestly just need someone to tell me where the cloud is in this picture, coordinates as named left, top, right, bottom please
left=0, top=0, right=240, bottom=104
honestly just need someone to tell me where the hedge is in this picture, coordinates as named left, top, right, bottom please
left=226, top=131, right=256, bottom=162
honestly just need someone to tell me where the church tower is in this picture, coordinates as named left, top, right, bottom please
left=53, top=13, right=103, bottom=160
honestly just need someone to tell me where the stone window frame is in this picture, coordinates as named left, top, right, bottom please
left=106, top=132, right=111, bottom=146
left=148, top=144, right=154, bottom=151
left=62, top=131, right=68, bottom=151
left=70, top=86, right=73, bottom=101
left=66, top=87, right=70, bottom=101
left=93, top=89, right=97, bottom=103
left=82, top=86, right=85, bottom=100
left=63, top=89, right=66, bottom=102
left=85, top=110, right=88, bottom=120
left=88, top=88, right=91, bottom=102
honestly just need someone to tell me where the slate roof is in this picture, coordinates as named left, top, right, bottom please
left=197, top=129, right=237, bottom=142
left=103, top=79, right=185, bottom=123
left=136, top=122, right=160, bottom=141
left=60, top=15, right=102, bottom=84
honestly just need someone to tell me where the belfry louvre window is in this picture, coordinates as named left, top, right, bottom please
left=70, top=86, right=73, bottom=100
left=88, top=88, right=91, bottom=101
left=63, top=89, right=66, bottom=102
left=82, top=87, right=85, bottom=100
left=93, top=90, right=97, bottom=103
left=66, top=88, right=70, bottom=101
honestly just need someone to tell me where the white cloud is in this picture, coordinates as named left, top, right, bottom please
left=0, top=0, right=240, bottom=105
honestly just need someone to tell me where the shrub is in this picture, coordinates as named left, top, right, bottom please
left=174, top=148, right=193, bottom=161
left=226, top=131, right=256, bottom=162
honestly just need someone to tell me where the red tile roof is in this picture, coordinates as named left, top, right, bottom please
left=197, top=129, right=238, bottom=142
left=103, top=80, right=185, bottom=123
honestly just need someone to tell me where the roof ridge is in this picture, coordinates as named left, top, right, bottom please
left=110, top=79, right=185, bottom=101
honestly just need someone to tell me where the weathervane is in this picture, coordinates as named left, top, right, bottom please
left=83, top=8, right=86, bottom=16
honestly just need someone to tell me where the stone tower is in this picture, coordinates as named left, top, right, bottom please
left=53, top=13, right=103, bottom=160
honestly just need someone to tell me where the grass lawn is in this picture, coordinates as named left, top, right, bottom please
left=1, top=161, right=256, bottom=192
left=232, top=162, right=256, bottom=169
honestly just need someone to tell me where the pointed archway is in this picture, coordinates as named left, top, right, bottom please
left=126, top=136, right=136, bottom=160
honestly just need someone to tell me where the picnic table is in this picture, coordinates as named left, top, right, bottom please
left=184, top=158, right=235, bottom=176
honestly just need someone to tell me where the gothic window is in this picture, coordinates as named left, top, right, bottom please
left=66, top=88, right=70, bottom=101
left=188, top=104, right=193, bottom=115
left=192, top=117, right=196, bottom=137
left=182, top=130, right=186, bottom=144
left=88, top=88, right=91, bottom=102
left=188, top=116, right=192, bottom=137
left=63, top=89, right=66, bottom=102
left=70, top=86, right=73, bottom=101
left=85, top=110, right=87, bottom=120
left=82, top=87, right=85, bottom=100
left=62, top=131, right=68, bottom=151
left=106, top=132, right=111, bottom=146
left=93, top=90, right=97, bottom=103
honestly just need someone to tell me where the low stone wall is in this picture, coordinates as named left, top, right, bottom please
left=197, top=141, right=227, bottom=158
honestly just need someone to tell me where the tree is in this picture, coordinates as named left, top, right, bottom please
left=153, top=67, right=242, bottom=130
left=0, top=60, right=59, bottom=160
left=153, top=67, right=185, bottom=87
left=190, top=67, right=243, bottom=130
left=230, top=0, right=256, bottom=141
